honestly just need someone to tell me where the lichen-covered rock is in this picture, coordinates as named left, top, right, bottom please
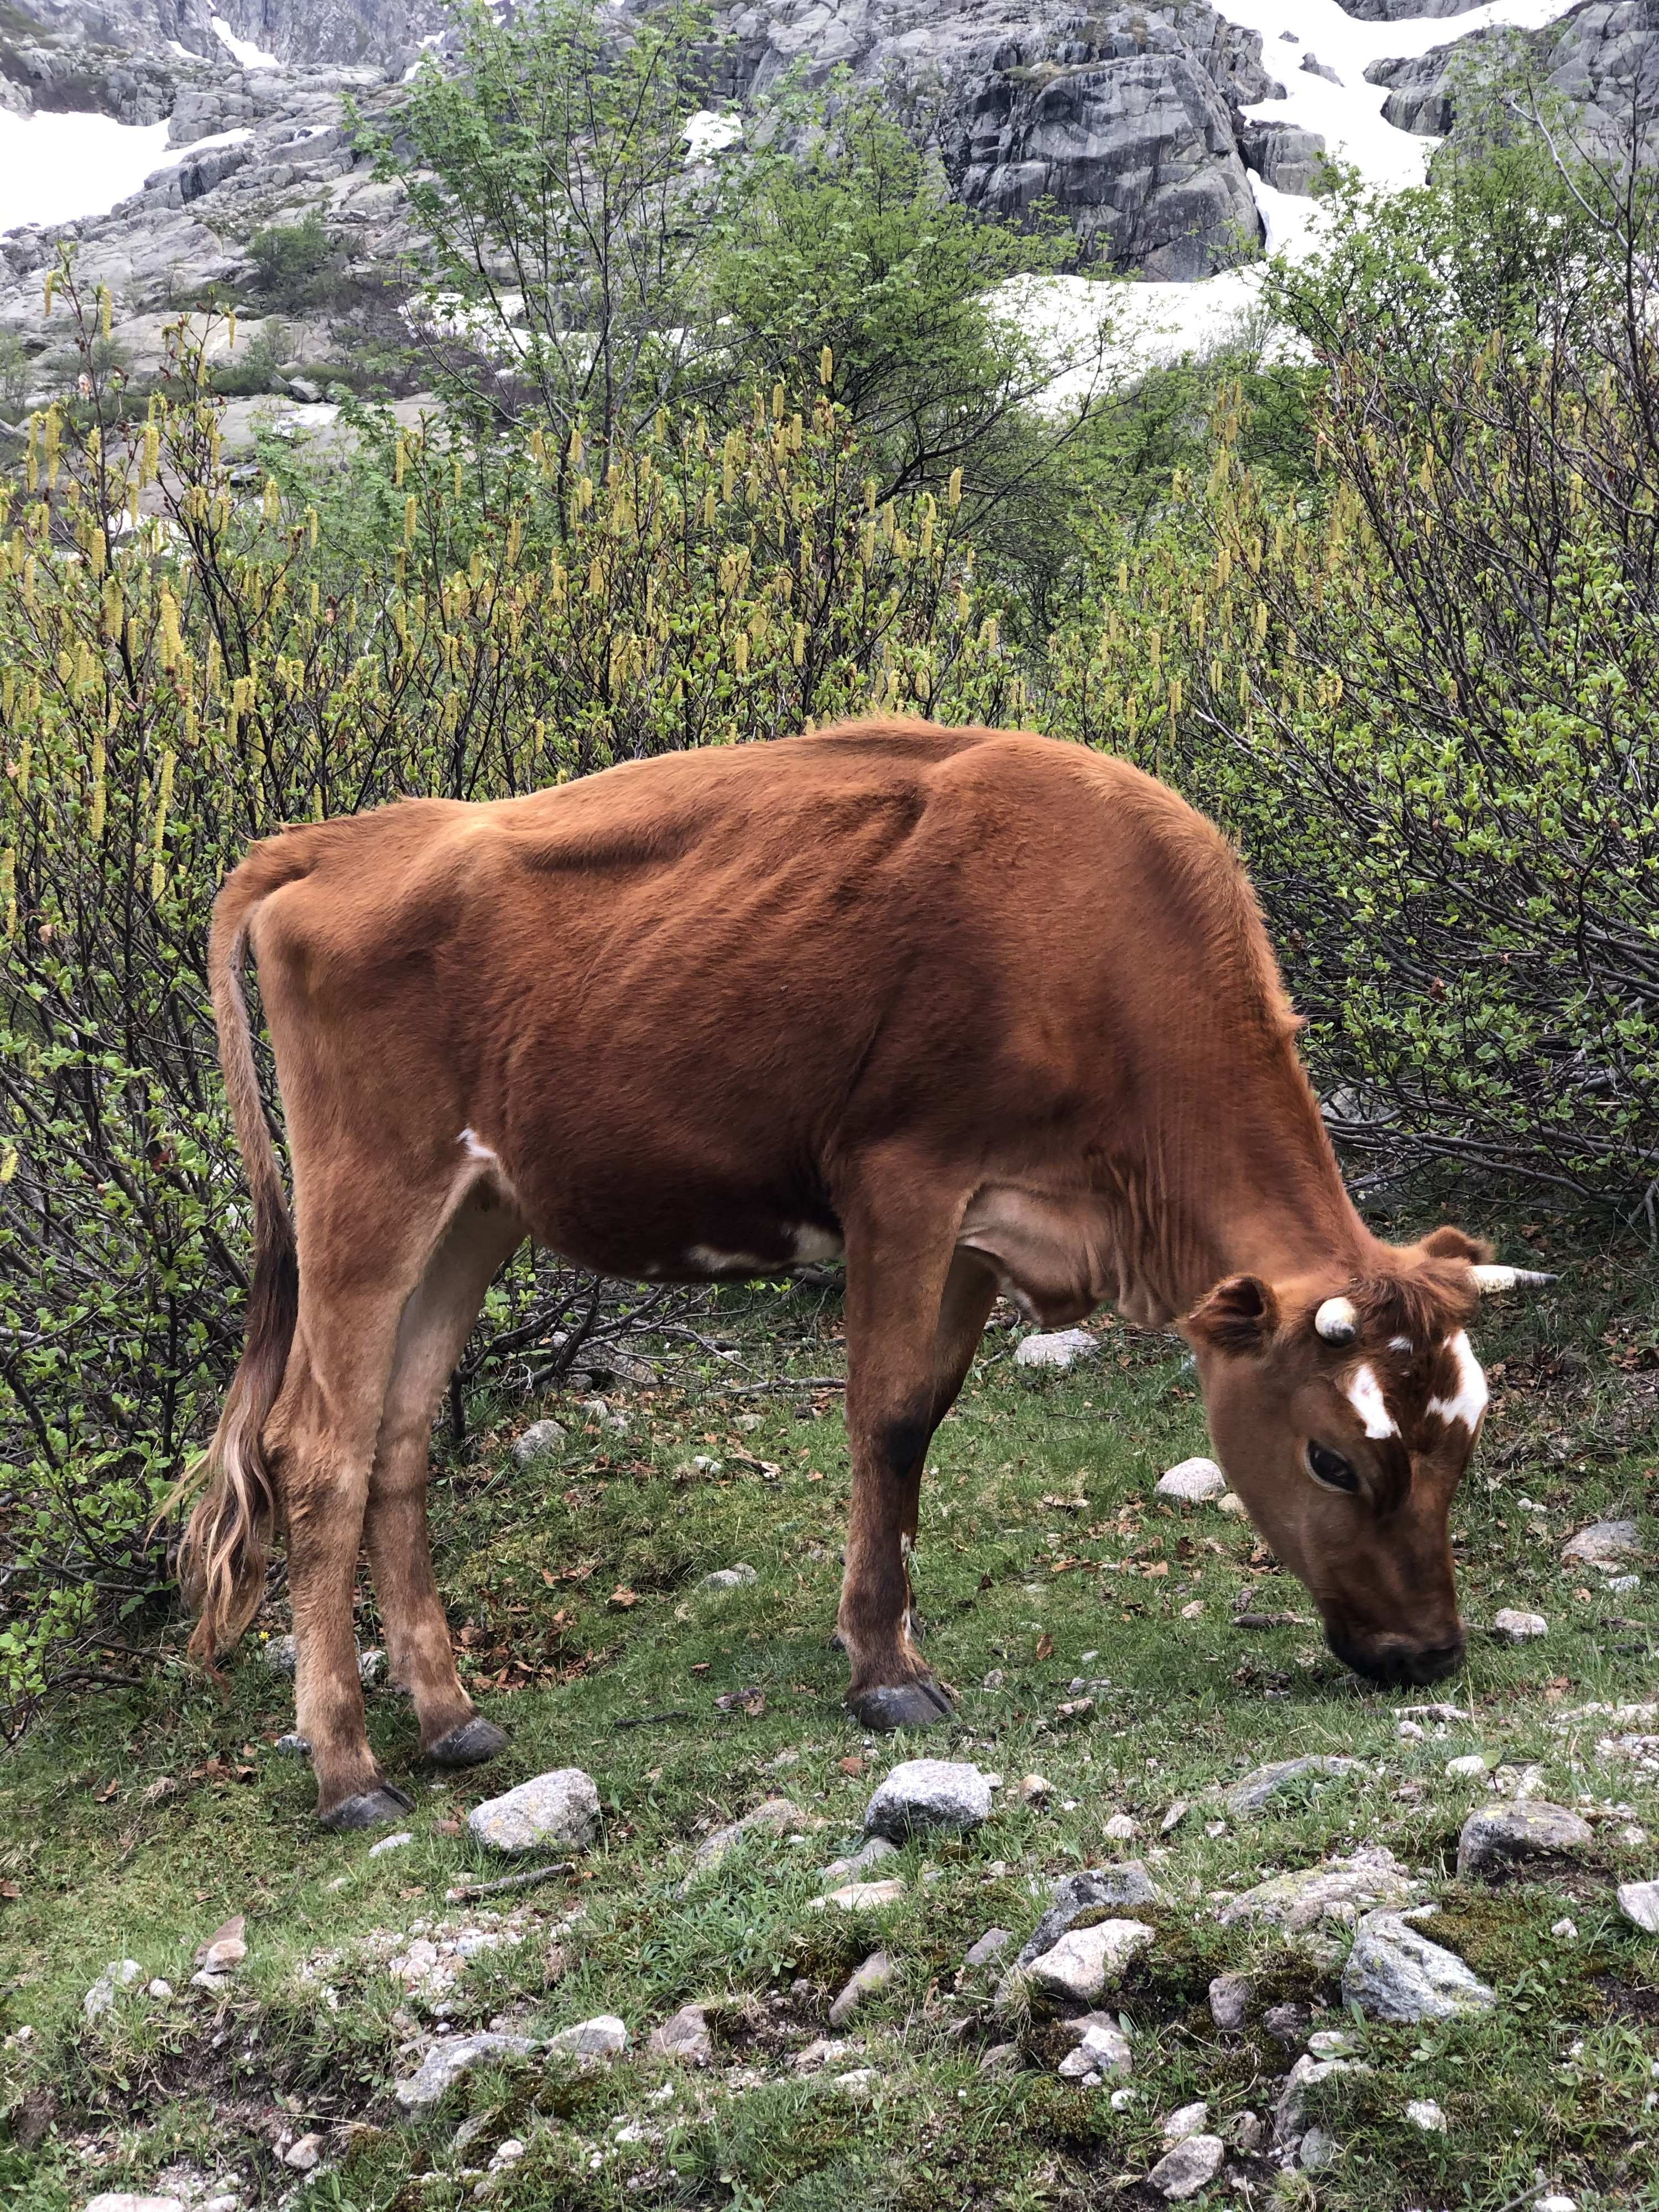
left=1025, top=1918, right=1155, bottom=2007
left=1220, top=1755, right=1364, bottom=1815
left=1457, top=1801, right=1594, bottom=1881
left=1219, top=1844, right=1411, bottom=1930
left=513, top=1418, right=567, bottom=1464
left=1147, top=2133, right=1226, bottom=2199
left=1340, top=1911, right=1496, bottom=2021
left=1563, top=1519, right=1641, bottom=1567
left=685, top=1796, right=800, bottom=1884
left=864, top=1759, right=994, bottom=1839
left=467, top=1768, right=599, bottom=1856
left=1018, top=1864, right=1159, bottom=1965
left=1207, top=1971, right=1252, bottom=2029
left=394, top=2032, right=535, bottom=2112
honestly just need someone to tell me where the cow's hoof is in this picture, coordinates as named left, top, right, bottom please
left=849, top=1679, right=956, bottom=1732
left=426, top=1715, right=511, bottom=1768
left=318, top=1782, right=416, bottom=1833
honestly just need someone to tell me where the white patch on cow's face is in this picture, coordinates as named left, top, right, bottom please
left=1345, top=1363, right=1400, bottom=1439
left=458, top=1126, right=498, bottom=1165
left=1389, top=1335, right=1413, bottom=1353
left=687, top=1245, right=773, bottom=1276
left=792, top=1225, right=845, bottom=1262
left=1427, top=1329, right=1488, bottom=1433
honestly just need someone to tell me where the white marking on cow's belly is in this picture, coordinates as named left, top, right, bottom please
left=687, top=1245, right=773, bottom=1276
left=1427, top=1329, right=1488, bottom=1432
left=1345, top=1363, right=1400, bottom=1439
left=792, top=1225, right=844, bottom=1262
left=458, top=1126, right=499, bottom=1165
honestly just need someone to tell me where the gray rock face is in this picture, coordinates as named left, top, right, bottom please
left=1341, top=1910, right=1496, bottom=2021
left=647, top=2002, right=713, bottom=2063
left=1018, top=1863, right=1160, bottom=1965
left=1219, top=1844, right=1412, bottom=1930
left=1221, top=1755, right=1365, bottom=1817
left=1563, top=1519, right=1642, bottom=1568
left=467, top=1768, right=600, bottom=1856
left=1147, top=2134, right=1226, bottom=2199
left=1457, top=1801, right=1594, bottom=1881
left=1370, top=8, right=1659, bottom=158
left=864, top=1758, right=994, bottom=1840
left=1337, top=0, right=1486, bottom=17
left=1025, top=1917, right=1155, bottom=2006
left=394, top=2032, right=535, bottom=2113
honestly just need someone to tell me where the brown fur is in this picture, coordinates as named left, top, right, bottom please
left=190, top=721, right=1510, bottom=1821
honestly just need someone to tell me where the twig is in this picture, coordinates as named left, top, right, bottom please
left=443, top=1860, right=575, bottom=1903
left=705, top=1376, right=848, bottom=1397
left=611, top=1709, right=693, bottom=1730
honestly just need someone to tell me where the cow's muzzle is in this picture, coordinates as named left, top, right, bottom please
left=1325, top=1624, right=1467, bottom=1687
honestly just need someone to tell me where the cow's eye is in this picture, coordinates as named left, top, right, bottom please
left=1307, top=1441, right=1360, bottom=1493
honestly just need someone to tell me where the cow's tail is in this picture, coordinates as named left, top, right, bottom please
left=162, top=839, right=312, bottom=1665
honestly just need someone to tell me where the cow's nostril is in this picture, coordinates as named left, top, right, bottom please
left=1326, top=1627, right=1465, bottom=1687
left=1406, top=1637, right=1466, bottom=1685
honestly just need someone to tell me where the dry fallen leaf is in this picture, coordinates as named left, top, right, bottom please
left=838, top=1755, right=865, bottom=1777
left=1035, top=1631, right=1054, bottom=1661
left=92, top=1778, right=118, bottom=1804
left=608, top=1585, right=639, bottom=1609
left=142, top=1776, right=178, bottom=1806
left=0, top=1880, right=20, bottom=1900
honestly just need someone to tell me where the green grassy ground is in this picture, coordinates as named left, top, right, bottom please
left=1, top=1211, right=1656, bottom=2212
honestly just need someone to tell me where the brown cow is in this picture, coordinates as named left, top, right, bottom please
left=179, top=719, right=1548, bottom=1830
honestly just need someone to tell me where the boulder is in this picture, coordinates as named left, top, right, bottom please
left=1025, top=1918, right=1155, bottom=2007
left=1219, top=1844, right=1411, bottom=1930
left=1562, top=1519, right=1641, bottom=1568
left=1155, top=1457, right=1227, bottom=1503
left=864, top=1759, right=994, bottom=1839
left=467, top=1769, right=599, bottom=1855
left=646, top=2003, right=712, bottom=2064
left=1340, top=1911, right=1496, bottom=2021
left=1147, top=2134, right=1226, bottom=2199
left=512, top=1418, right=567, bottom=1464
left=1015, top=1327, right=1100, bottom=1370
left=1457, top=1801, right=1594, bottom=1881
left=394, top=2032, right=535, bottom=2112
left=1220, top=1755, right=1364, bottom=1816
left=1018, top=1863, right=1159, bottom=1965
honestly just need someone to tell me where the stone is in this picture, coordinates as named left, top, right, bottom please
left=1299, top=2126, right=1341, bottom=2169
left=1341, top=1910, right=1496, bottom=2021
left=1552, top=1917, right=1578, bottom=1939
left=1494, top=1609, right=1549, bottom=1641
left=1015, top=1327, right=1099, bottom=1370
left=646, top=2003, right=712, bottom=2064
left=357, top=1646, right=387, bottom=1688
left=1057, top=2015, right=1133, bottom=2077
left=1457, top=1802, right=1594, bottom=1881
left=264, top=1634, right=299, bottom=1675
left=1103, top=1812, right=1139, bottom=1839
left=81, top=2199, right=186, bottom=2212
left=828, top=1949, right=893, bottom=2026
left=820, top=1835, right=899, bottom=1883
left=1218, top=1493, right=1249, bottom=1517
left=1019, top=1772, right=1052, bottom=1802
left=1275, top=2053, right=1367, bottom=2142
left=1406, top=2099, right=1447, bottom=2131
left=1147, top=2133, right=1226, bottom=2199
left=394, top=2032, right=535, bottom=2112
left=1155, top=1457, right=1227, bottom=1503
left=1536, top=2200, right=1578, bottom=2212
left=833, top=2067, right=878, bottom=2099
left=1261, top=2001, right=1310, bottom=2045
left=83, top=1959, right=144, bottom=2020
left=1219, top=1844, right=1411, bottom=1931
left=686, top=1796, right=800, bottom=1881
left=193, top=1916, right=247, bottom=1971
left=1207, top=1971, right=1252, bottom=2030
left=1445, top=1753, right=1489, bottom=1777
left=963, top=1927, right=1013, bottom=1969
left=512, top=1418, right=567, bottom=1464
left=700, top=1564, right=758, bottom=1589
left=864, top=1759, right=994, bottom=1839
left=978, top=2041, right=1021, bottom=2075
left=284, top=2133, right=323, bottom=2171
left=547, top=2013, right=629, bottom=2062
left=369, top=1830, right=413, bottom=1858
left=1025, top=1918, right=1155, bottom=2006
left=1562, top=1520, right=1641, bottom=1568
left=1018, top=1863, right=1160, bottom=1964
left=467, top=1768, right=599, bottom=1855
left=1162, top=2100, right=1208, bottom=2142
left=1617, top=1880, right=1659, bottom=1933
left=1220, top=1755, right=1363, bottom=1815
left=275, top=1733, right=310, bottom=1756
left=812, top=1878, right=907, bottom=1912
left=1307, top=2029, right=1355, bottom=2057
left=146, top=1979, right=173, bottom=2000
left=1228, top=2110, right=1265, bottom=2152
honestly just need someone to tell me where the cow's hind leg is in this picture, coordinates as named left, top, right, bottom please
left=363, top=1190, right=525, bottom=1768
left=838, top=1184, right=997, bottom=1733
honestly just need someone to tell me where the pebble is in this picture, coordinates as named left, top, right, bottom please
left=1406, top=2099, right=1447, bottom=2131
left=811, top=1878, right=906, bottom=1913
left=1341, top=1910, right=1496, bottom=2021
left=833, top=2067, right=879, bottom=2099
left=275, top=1734, right=310, bottom=1757
left=1228, top=2111, right=1265, bottom=2152
left=1024, top=1918, right=1155, bottom=2006
left=701, top=1564, right=758, bottom=1589
left=1617, top=1880, right=1659, bottom=1933
left=1445, top=1754, right=1489, bottom=1777
left=283, top=2134, right=323, bottom=2171
left=81, top=2199, right=186, bottom=2212
left=1217, top=1493, right=1249, bottom=1517
left=1307, top=2029, right=1355, bottom=2057
left=394, top=2033, right=535, bottom=2112
left=1218, top=1844, right=1410, bottom=1932
left=1552, top=1917, right=1578, bottom=1939
left=1103, top=1812, right=1139, bottom=1839
left=1019, top=1773, right=1052, bottom=1803
left=1018, top=1864, right=1159, bottom=1966
left=547, top=2015, right=629, bottom=2062
left=368, top=1831, right=414, bottom=1858
left=828, top=1950, right=893, bottom=2027
left=1146, top=2133, right=1225, bottom=2199
left=1220, top=1755, right=1363, bottom=1816
left=1155, top=1457, right=1227, bottom=1503
left=1207, top=1971, right=1252, bottom=2030
left=982, top=1668, right=1005, bottom=1691
left=864, top=1759, right=994, bottom=1840
left=467, top=1769, right=599, bottom=1855
left=1537, top=2197, right=1578, bottom=2212
left=1457, top=1801, right=1594, bottom=1881
left=1493, top=1609, right=1550, bottom=1642
left=512, top=1418, right=567, bottom=1464
left=146, top=1979, right=173, bottom=2001
left=83, top=1960, right=144, bottom=2021
left=1014, top=1328, right=1099, bottom=1370
left=1562, top=1520, right=1640, bottom=1568
left=1056, top=2016, right=1133, bottom=2079
left=646, top=2004, right=712, bottom=2064
left=963, top=1927, right=1013, bottom=1969
left=1161, top=2100, right=1208, bottom=2142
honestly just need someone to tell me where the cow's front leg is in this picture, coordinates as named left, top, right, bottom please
left=837, top=1183, right=996, bottom=1731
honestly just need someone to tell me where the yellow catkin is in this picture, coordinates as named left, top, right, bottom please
left=100, top=285, right=111, bottom=341
left=149, top=749, right=175, bottom=901
left=0, top=848, right=12, bottom=941
left=453, top=458, right=463, bottom=498
left=227, top=310, right=237, bottom=351
left=820, top=345, right=833, bottom=385
left=404, top=495, right=418, bottom=546
left=394, top=436, right=406, bottom=487
left=142, top=423, right=159, bottom=486
left=90, top=735, right=106, bottom=840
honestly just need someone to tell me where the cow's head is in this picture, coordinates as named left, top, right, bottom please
left=1180, top=1227, right=1552, bottom=1686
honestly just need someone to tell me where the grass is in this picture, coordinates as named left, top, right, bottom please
left=1, top=1203, right=1656, bottom=2210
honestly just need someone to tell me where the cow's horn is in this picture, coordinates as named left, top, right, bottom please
left=1313, top=1296, right=1360, bottom=1343
left=1469, top=1264, right=1558, bottom=1292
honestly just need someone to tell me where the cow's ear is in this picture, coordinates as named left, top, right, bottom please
left=1183, top=1274, right=1280, bottom=1356
left=1421, top=1225, right=1495, bottom=1265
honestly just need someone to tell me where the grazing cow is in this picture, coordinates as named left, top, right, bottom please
left=180, top=719, right=1548, bottom=1830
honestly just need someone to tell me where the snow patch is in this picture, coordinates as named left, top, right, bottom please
left=211, top=15, right=280, bottom=71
